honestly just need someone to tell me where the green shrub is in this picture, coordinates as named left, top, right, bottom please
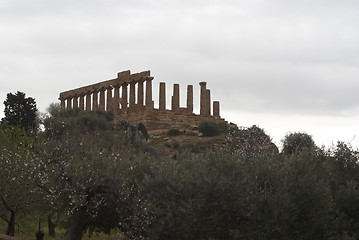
left=199, top=120, right=220, bottom=137
left=217, top=122, right=229, bottom=134
left=167, top=128, right=181, bottom=136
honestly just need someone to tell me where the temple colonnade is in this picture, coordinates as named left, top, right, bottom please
left=59, top=70, right=220, bottom=118
left=59, top=70, right=154, bottom=113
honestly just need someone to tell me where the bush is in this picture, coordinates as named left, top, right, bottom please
left=167, top=128, right=181, bottom=136
left=282, top=132, right=316, bottom=155
left=217, top=122, right=229, bottom=134
left=199, top=120, right=220, bottom=137
left=44, top=105, right=114, bottom=136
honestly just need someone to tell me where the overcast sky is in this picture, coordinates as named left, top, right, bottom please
left=1, top=0, right=358, bottom=148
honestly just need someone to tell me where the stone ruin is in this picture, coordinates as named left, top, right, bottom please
left=59, top=70, right=230, bottom=132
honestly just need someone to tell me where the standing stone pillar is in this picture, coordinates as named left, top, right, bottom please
left=99, top=88, right=105, bottom=110
left=213, top=101, right=220, bottom=117
left=159, top=82, right=166, bottom=111
left=199, top=82, right=207, bottom=116
left=86, top=92, right=91, bottom=111
left=145, top=77, right=154, bottom=109
left=172, top=84, right=180, bottom=112
left=66, top=98, right=72, bottom=110
left=187, top=85, right=193, bottom=113
left=79, top=95, right=85, bottom=110
left=60, top=98, right=65, bottom=109
left=121, top=83, right=128, bottom=109
left=92, top=91, right=98, bottom=110
left=113, top=85, right=120, bottom=111
left=129, top=82, right=135, bottom=108
left=137, top=80, right=144, bottom=106
left=106, top=87, right=113, bottom=111
left=206, top=89, right=211, bottom=116
left=73, top=96, right=78, bottom=109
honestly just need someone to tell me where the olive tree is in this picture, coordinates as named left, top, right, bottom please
left=35, top=106, right=144, bottom=240
left=281, top=132, right=316, bottom=155
left=226, top=125, right=279, bottom=159
left=0, top=124, right=40, bottom=236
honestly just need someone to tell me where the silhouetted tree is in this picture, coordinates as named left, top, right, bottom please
left=2, top=91, right=37, bottom=131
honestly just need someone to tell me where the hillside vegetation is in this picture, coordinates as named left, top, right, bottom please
left=0, top=97, right=358, bottom=240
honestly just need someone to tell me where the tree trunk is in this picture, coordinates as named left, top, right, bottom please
left=65, top=207, right=86, bottom=240
left=6, top=211, right=15, bottom=236
left=36, top=230, right=45, bottom=240
left=48, top=214, right=56, bottom=237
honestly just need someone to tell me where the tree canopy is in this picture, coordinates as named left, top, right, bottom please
left=2, top=91, right=37, bottom=131
left=0, top=100, right=359, bottom=240
left=281, top=131, right=316, bottom=155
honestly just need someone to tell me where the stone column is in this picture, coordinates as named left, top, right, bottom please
left=121, top=83, right=128, bottom=109
left=106, top=87, right=112, bottom=111
left=129, top=82, right=135, bottom=107
left=213, top=101, right=220, bottom=117
left=73, top=96, right=78, bottom=109
left=146, top=77, right=154, bottom=109
left=187, top=85, right=193, bottom=113
left=159, top=82, right=166, bottom=111
left=172, top=84, right=180, bottom=111
left=99, top=88, right=105, bottom=110
left=79, top=94, right=85, bottom=110
left=206, top=89, right=211, bottom=116
left=199, top=82, right=207, bottom=116
left=60, top=98, right=65, bottom=109
left=113, top=85, right=120, bottom=111
left=137, top=80, right=144, bottom=106
left=66, top=98, right=72, bottom=110
left=86, top=92, right=91, bottom=110
left=92, top=91, right=98, bottom=110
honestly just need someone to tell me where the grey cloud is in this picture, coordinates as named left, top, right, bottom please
left=1, top=0, right=359, bottom=141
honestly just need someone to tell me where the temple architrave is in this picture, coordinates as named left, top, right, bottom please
left=59, top=70, right=229, bottom=132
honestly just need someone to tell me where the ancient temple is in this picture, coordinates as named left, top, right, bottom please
left=59, top=70, right=228, bottom=132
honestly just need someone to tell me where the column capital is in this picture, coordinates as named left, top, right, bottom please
left=199, top=82, right=207, bottom=87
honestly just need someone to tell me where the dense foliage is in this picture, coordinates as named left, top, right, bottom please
left=2, top=91, right=37, bottom=131
left=198, top=120, right=220, bottom=136
left=44, top=103, right=114, bottom=136
left=226, top=125, right=279, bottom=159
left=1, top=96, right=359, bottom=240
left=282, top=131, right=316, bottom=155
